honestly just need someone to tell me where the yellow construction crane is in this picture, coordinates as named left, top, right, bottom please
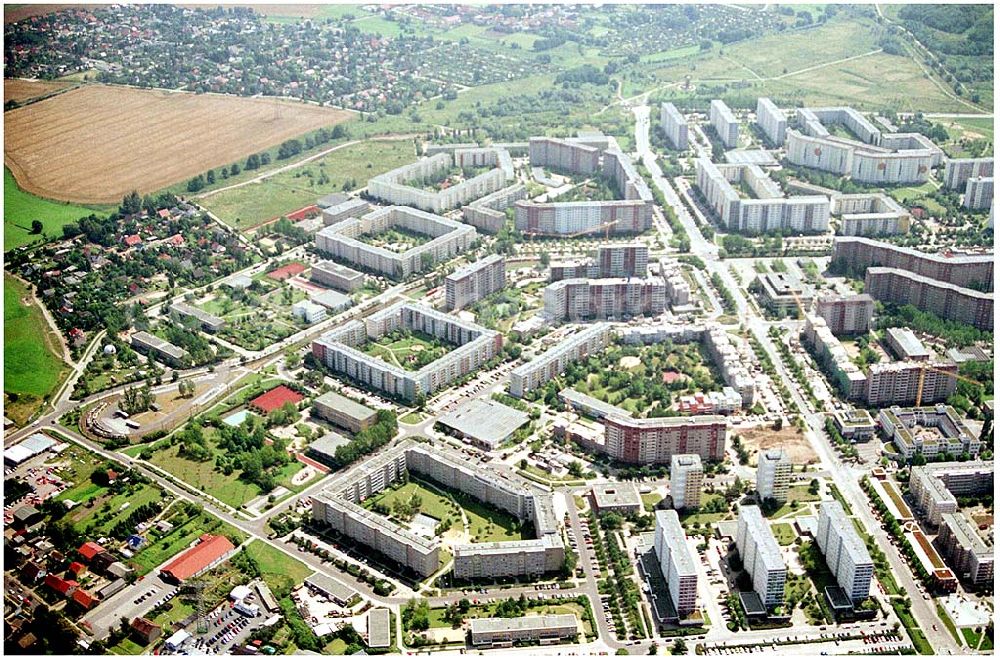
left=915, top=362, right=983, bottom=407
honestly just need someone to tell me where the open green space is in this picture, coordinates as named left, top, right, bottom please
left=3, top=167, right=112, bottom=251
left=364, top=479, right=463, bottom=534
left=64, top=481, right=164, bottom=537
left=129, top=504, right=244, bottom=575
left=4, top=274, right=68, bottom=422
left=199, top=139, right=414, bottom=230
left=361, top=329, right=453, bottom=372
left=950, top=116, right=994, bottom=142
left=358, top=225, right=434, bottom=252
left=642, top=492, right=663, bottom=512
left=935, top=603, right=963, bottom=646
left=243, top=540, right=313, bottom=597
left=679, top=493, right=730, bottom=525
left=771, top=522, right=796, bottom=546
left=892, top=598, right=934, bottom=655
left=150, top=438, right=264, bottom=508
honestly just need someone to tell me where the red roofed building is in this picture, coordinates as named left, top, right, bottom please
left=71, top=588, right=99, bottom=610
left=78, top=541, right=106, bottom=561
left=159, top=534, right=235, bottom=583
left=248, top=385, right=304, bottom=414
left=168, top=234, right=185, bottom=246
left=266, top=262, right=306, bottom=281
left=286, top=205, right=320, bottom=222
left=158, top=209, right=171, bottom=219
left=67, top=561, right=87, bottom=577
left=123, top=234, right=142, bottom=247
left=44, top=574, right=78, bottom=597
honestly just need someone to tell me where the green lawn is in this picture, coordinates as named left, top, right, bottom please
left=64, top=482, right=164, bottom=536
left=642, top=492, right=663, bottom=512
left=130, top=507, right=244, bottom=575
left=243, top=540, right=312, bottom=597
left=109, top=638, right=147, bottom=655
left=400, top=411, right=425, bottom=424
left=4, top=274, right=68, bottom=423
left=723, top=18, right=878, bottom=77
left=364, top=479, right=462, bottom=533
left=950, top=116, right=994, bottom=142
left=361, top=330, right=452, bottom=372
left=149, top=439, right=263, bottom=509
left=771, top=522, right=797, bottom=546
left=3, top=167, right=111, bottom=251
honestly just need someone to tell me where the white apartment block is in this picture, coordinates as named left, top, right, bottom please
left=943, top=158, right=993, bottom=190
left=367, top=152, right=507, bottom=213
left=814, top=294, right=875, bottom=335
left=316, top=206, right=476, bottom=279
left=654, top=510, right=699, bottom=615
left=445, top=254, right=506, bottom=311
left=670, top=454, right=703, bottom=510
left=509, top=323, right=613, bottom=397
left=736, top=505, right=786, bottom=607
left=515, top=199, right=651, bottom=236
left=755, top=97, right=787, bottom=146
left=542, top=277, right=666, bottom=322
left=662, top=260, right=692, bottom=306
left=603, top=148, right=655, bottom=205
left=529, top=137, right=602, bottom=174
left=909, top=462, right=993, bottom=526
left=470, top=615, right=578, bottom=647
left=695, top=157, right=830, bottom=235
left=292, top=300, right=327, bottom=325
left=756, top=449, right=792, bottom=504
left=710, top=99, right=740, bottom=148
left=937, top=512, right=994, bottom=586
left=660, top=102, right=689, bottom=150
left=833, top=194, right=911, bottom=236
left=462, top=183, right=527, bottom=234
left=963, top=176, right=994, bottom=210
left=816, top=500, right=874, bottom=601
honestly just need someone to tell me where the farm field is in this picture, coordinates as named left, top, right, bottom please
left=4, top=77, right=72, bottom=103
left=199, top=138, right=415, bottom=230
left=4, top=84, right=354, bottom=204
left=4, top=273, right=68, bottom=424
left=4, top=167, right=110, bottom=251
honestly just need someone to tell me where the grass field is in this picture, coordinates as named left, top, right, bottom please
left=199, top=139, right=414, bottom=230
left=4, top=274, right=67, bottom=424
left=64, top=482, right=164, bottom=536
left=723, top=20, right=879, bottom=78
left=5, top=84, right=353, bottom=204
left=949, top=117, right=995, bottom=142
left=150, top=438, right=264, bottom=509
left=361, top=330, right=451, bottom=372
left=4, top=168, right=110, bottom=251
left=365, top=479, right=462, bottom=533
left=243, top=540, right=312, bottom=597
left=130, top=506, right=243, bottom=575
left=771, top=522, right=797, bottom=546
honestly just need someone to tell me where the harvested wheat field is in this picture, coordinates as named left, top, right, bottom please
left=4, top=78, right=72, bottom=104
left=4, top=84, right=354, bottom=204
left=739, top=423, right=819, bottom=466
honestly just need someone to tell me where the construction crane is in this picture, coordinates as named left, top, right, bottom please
left=915, top=362, right=982, bottom=408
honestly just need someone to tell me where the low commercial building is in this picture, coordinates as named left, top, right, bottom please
left=936, top=512, right=993, bottom=586
left=130, top=331, right=187, bottom=367
left=710, top=99, right=740, bottom=148
left=591, top=483, right=643, bottom=516
left=437, top=398, right=529, bottom=451
left=445, top=254, right=505, bottom=311
left=559, top=388, right=626, bottom=420
left=312, top=391, right=377, bottom=433
left=943, top=157, right=993, bottom=190
left=306, top=432, right=351, bottom=467
left=470, top=614, right=578, bottom=647
left=303, top=572, right=359, bottom=606
left=756, top=449, right=792, bottom=504
left=885, top=327, right=930, bottom=362
left=864, top=267, right=993, bottom=331
left=366, top=608, right=391, bottom=649
left=670, top=454, right=703, bottom=511
left=909, top=462, right=993, bottom=526
left=816, top=501, right=873, bottom=602
left=310, top=289, right=353, bottom=312
left=752, top=272, right=813, bottom=316
left=311, top=260, right=365, bottom=292
left=736, top=505, right=786, bottom=607
left=661, top=102, right=689, bottom=150
left=755, top=97, right=786, bottom=146
left=814, top=294, right=875, bottom=335
left=169, top=301, right=225, bottom=333
left=882, top=405, right=980, bottom=461
left=832, top=409, right=876, bottom=442
left=292, top=300, right=327, bottom=324
left=160, top=534, right=236, bottom=583
left=604, top=414, right=727, bottom=464
left=542, top=277, right=666, bottom=321
left=831, top=237, right=994, bottom=293
left=509, top=323, right=613, bottom=397
left=654, top=510, right=698, bottom=615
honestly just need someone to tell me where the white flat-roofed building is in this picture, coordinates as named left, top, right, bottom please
left=130, top=331, right=187, bottom=367
left=543, top=277, right=666, bottom=322
left=909, top=462, right=993, bottom=526
left=963, top=176, right=994, bottom=210
left=816, top=500, right=874, bottom=601
left=366, top=608, right=391, bottom=648
left=755, top=97, right=786, bottom=146
left=292, top=300, right=327, bottom=324
left=310, top=289, right=352, bottom=312
left=368, top=152, right=506, bottom=213
left=943, top=157, right=993, bottom=190
left=885, top=327, right=930, bottom=362
left=312, top=391, right=377, bottom=433
left=882, top=405, right=980, bottom=462
left=736, top=504, right=786, bottom=606
left=654, top=510, right=699, bottom=615
left=303, top=572, right=359, bottom=606
left=445, top=254, right=506, bottom=311
left=833, top=193, right=911, bottom=236
left=591, top=483, right=643, bottom=515
left=462, top=183, right=527, bottom=234
left=453, top=537, right=564, bottom=579
left=832, top=408, right=876, bottom=442
left=670, top=454, right=704, bottom=510
left=169, top=301, right=225, bottom=333
left=756, top=449, right=792, bottom=504
left=311, top=260, right=365, bottom=292
left=660, top=102, right=689, bottom=150
left=470, top=614, right=578, bottom=647
left=515, top=199, right=652, bottom=236
left=437, top=398, right=529, bottom=451
left=321, top=197, right=371, bottom=226
left=509, top=323, right=613, bottom=397
left=710, top=99, right=740, bottom=148
left=937, top=512, right=993, bottom=586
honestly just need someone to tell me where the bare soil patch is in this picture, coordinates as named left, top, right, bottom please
left=3, top=4, right=89, bottom=24
left=4, top=84, right=354, bottom=203
left=740, top=423, right=818, bottom=465
left=4, top=78, right=72, bottom=103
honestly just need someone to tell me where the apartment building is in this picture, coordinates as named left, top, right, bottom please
left=130, top=331, right=186, bottom=367
left=462, top=183, right=527, bottom=234
left=311, top=302, right=501, bottom=401
left=963, top=176, right=994, bottom=211
left=752, top=271, right=814, bottom=316
left=937, top=513, right=994, bottom=586
left=292, top=300, right=327, bottom=325
left=786, top=129, right=935, bottom=185
left=470, top=615, right=578, bottom=647
left=169, top=302, right=225, bottom=333
left=320, top=197, right=371, bottom=226
left=802, top=315, right=868, bottom=399
left=604, top=414, right=727, bottom=464
left=832, top=237, right=994, bottom=292
left=316, top=206, right=476, bottom=279
left=454, top=146, right=516, bottom=180
left=311, top=260, right=365, bottom=292
left=660, top=102, right=689, bottom=150
left=551, top=244, right=649, bottom=281
left=814, top=294, right=875, bottom=335
left=670, top=454, right=704, bottom=510
left=654, top=510, right=699, bottom=615
left=864, top=267, right=993, bottom=331
left=312, top=391, right=377, bottom=434
left=710, top=99, right=740, bottom=148
left=661, top=260, right=692, bottom=307
left=755, top=97, right=787, bottom=146
left=542, top=277, right=666, bottom=321
left=816, top=501, right=874, bottom=602
left=515, top=199, right=651, bottom=236
left=453, top=537, right=564, bottom=579
left=756, top=449, right=792, bottom=504
left=509, top=323, right=613, bottom=397
left=529, top=137, right=601, bottom=174
left=695, top=158, right=830, bottom=235
left=445, top=254, right=506, bottom=311
left=909, top=462, right=993, bottom=526
left=602, top=148, right=655, bottom=205
left=880, top=405, right=980, bottom=461
left=736, top=504, right=786, bottom=607
left=833, top=194, right=911, bottom=237
left=943, top=157, right=993, bottom=190
left=865, top=361, right=958, bottom=407
left=367, top=152, right=507, bottom=213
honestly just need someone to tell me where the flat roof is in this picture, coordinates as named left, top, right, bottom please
left=308, top=432, right=352, bottom=458
left=655, top=510, right=697, bottom=577
left=314, top=391, right=376, bottom=422
left=437, top=398, right=529, bottom=448
left=592, top=483, right=642, bottom=509
left=470, top=614, right=577, bottom=634
left=304, top=571, right=359, bottom=603
left=738, top=505, right=784, bottom=571
left=367, top=608, right=391, bottom=648
left=886, top=327, right=929, bottom=359
left=310, top=289, right=352, bottom=310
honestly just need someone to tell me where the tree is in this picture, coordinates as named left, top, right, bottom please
left=30, top=219, right=43, bottom=234
left=539, top=250, right=551, bottom=267
left=671, top=639, right=688, bottom=655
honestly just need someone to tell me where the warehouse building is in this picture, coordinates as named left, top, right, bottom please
left=437, top=398, right=529, bottom=451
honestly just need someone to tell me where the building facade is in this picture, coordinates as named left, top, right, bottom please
left=943, top=158, right=993, bottom=190
left=445, top=254, right=506, bottom=311
left=814, top=294, right=875, bottom=335
left=311, top=260, right=365, bottom=292
left=654, top=510, right=698, bottom=615
left=864, top=267, right=993, bottom=331
left=542, top=277, right=666, bottom=321
left=509, top=323, right=613, bottom=397
left=831, top=237, right=994, bottom=293
left=816, top=500, right=874, bottom=601
left=670, top=454, right=704, bottom=510
left=604, top=414, right=727, bottom=464
left=756, top=449, right=792, bottom=504
left=660, top=102, right=689, bottom=150
left=710, top=99, right=740, bottom=148
left=755, top=97, right=787, bottom=146
left=736, top=505, right=786, bottom=607
left=963, top=176, right=994, bottom=211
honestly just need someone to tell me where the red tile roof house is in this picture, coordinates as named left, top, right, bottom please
left=159, top=534, right=236, bottom=584
left=71, top=588, right=99, bottom=610
left=122, top=234, right=142, bottom=248
left=130, top=617, right=162, bottom=644
left=67, top=561, right=87, bottom=577
left=44, top=574, right=78, bottom=598
left=248, top=385, right=304, bottom=415
left=78, top=541, right=106, bottom=562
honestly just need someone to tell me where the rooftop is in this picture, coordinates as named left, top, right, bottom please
left=592, top=483, right=642, bottom=510
left=437, top=398, right=530, bottom=448
left=738, top=504, right=784, bottom=571
left=470, top=614, right=577, bottom=634
left=313, top=391, right=376, bottom=422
